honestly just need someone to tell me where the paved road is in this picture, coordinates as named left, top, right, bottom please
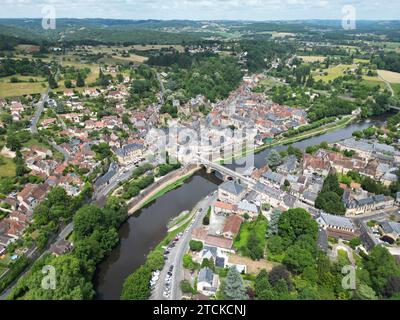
left=151, top=192, right=217, bottom=300
left=30, top=90, right=49, bottom=134
left=156, top=72, right=166, bottom=105
left=49, top=140, right=70, bottom=163
left=93, top=161, right=144, bottom=206
left=351, top=208, right=400, bottom=228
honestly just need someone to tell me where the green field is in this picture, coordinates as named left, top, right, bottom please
left=0, top=75, right=47, bottom=98
left=0, top=157, right=16, bottom=178
left=314, top=64, right=355, bottom=82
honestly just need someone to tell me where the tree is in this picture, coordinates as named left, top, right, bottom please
left=315, top=191, right=346, bottom=215
left=76, top=72, right=85, bottom=87
left=64, top=79, right=72, bottom=88
left=268, top=265, right=292, bottom=290
left=298, top=286, right=321, bottom=300
left=180, top=280, right=195, bottom=294
left=354, top=283, right=378, bottom=300
left=247, top=232, right=264, bottom=260
left=383, top=276, right=400, bottom=298
left=265, top=150, right=282, bottom=168
left=201, top=258, right=215, bottom=271
left=146, top=251, right=164, bottom=271
left=48, top=75, right=58, bottom=89
left=73, top=205, right=104, bottom=240
left=254, top=269, right=273, bottom=299
left=321, top=174, right=343, bottom=197
left=121, top=265, right=151, bottom=300
left=364, top=245, right=400, bottom=296
left=189, top=240, right=203, bottom=252
left=283, top=245, right=315, bottom=274
left=14, top=255, right=94, bottom=300
left=267, top=235, right=283, bottom=255
left=223, top=267, right=249, bottom=300
left=268, top=209, right=281, bottom=236
left=278, top=208, right=318, bottom=246
left=183, top=254, right=199, bottom=271
left=6, top=135, right=21, bottom=151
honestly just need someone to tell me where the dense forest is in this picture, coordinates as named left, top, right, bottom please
left=0, top=58, right=50, bottom=78
left=372, top=52, right=400, bottom=73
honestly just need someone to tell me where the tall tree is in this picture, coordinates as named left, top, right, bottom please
left=223, top=267, right=249, bottom=300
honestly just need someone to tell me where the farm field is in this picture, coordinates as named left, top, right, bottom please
left=111, top=54, right=148, bottom=63
left=0, top=75, right=47, bottom=98
left=298, top=55, right=326, bottom=63
left=354, top=58, right=370, bottom=64
left=377, top=69, right=400, bottom=84
left=314, top=64, right=354, bottom=82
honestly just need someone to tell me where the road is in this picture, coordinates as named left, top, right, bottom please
left=351, top=208, right=400, bottom=228
left=49, top=140, right=70, bottom=163
left=156, top=72, right=166, bottom=105
left=151, top=192, right=217, bottom=300
left=93, top=161, right=144, bottom=205
left=30, top=90, right=49, bottom=134
left=379, top=74, right=395, bottom=97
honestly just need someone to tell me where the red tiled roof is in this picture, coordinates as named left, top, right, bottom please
left=205, top=235, right=233, bottom=250
left=214, top=201, right=236, bottom=211
left=223, top=215, right=243, bottom=235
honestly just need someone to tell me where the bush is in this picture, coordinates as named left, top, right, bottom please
left=267, top=235, right=283, bottom=255
left=189, top=240, right=203, bottom=252
left=180, top=280, right=195, bottom=294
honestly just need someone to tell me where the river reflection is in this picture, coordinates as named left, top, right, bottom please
left=95, top=171, right=221, bottom=300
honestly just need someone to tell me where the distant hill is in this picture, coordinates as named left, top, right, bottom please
left=0, top=19, right=399, bottom=46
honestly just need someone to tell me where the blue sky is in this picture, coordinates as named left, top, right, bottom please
left=0, top=0, right=399, bottom=20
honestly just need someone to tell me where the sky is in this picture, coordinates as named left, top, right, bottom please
left=0, top=0, right=399, bottom=20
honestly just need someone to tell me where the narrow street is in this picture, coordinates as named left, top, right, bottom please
left=151, top=192, right=217, bottom=300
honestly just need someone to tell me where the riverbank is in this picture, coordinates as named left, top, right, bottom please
left=219, top=114, right=356, bottom=164
left=95, top=171, right=220, bottom=299
left=127, top=165, right=201, bottom=214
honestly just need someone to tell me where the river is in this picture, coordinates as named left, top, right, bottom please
left=95, top=115, right=388, bottom=300
left=95, top=171, right=221, bottom=300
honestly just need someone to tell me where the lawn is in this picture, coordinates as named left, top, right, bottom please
left=0, top=157, right=16, bottom=178
left=233, top=217, right=268, bottom=255
left=0, top=75, right=47, bottom=98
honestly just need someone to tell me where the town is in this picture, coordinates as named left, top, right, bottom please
left=0, top=15, right=400, bottom=302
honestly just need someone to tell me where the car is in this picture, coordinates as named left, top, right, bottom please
left=169, top=265, right=174, bottom=271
